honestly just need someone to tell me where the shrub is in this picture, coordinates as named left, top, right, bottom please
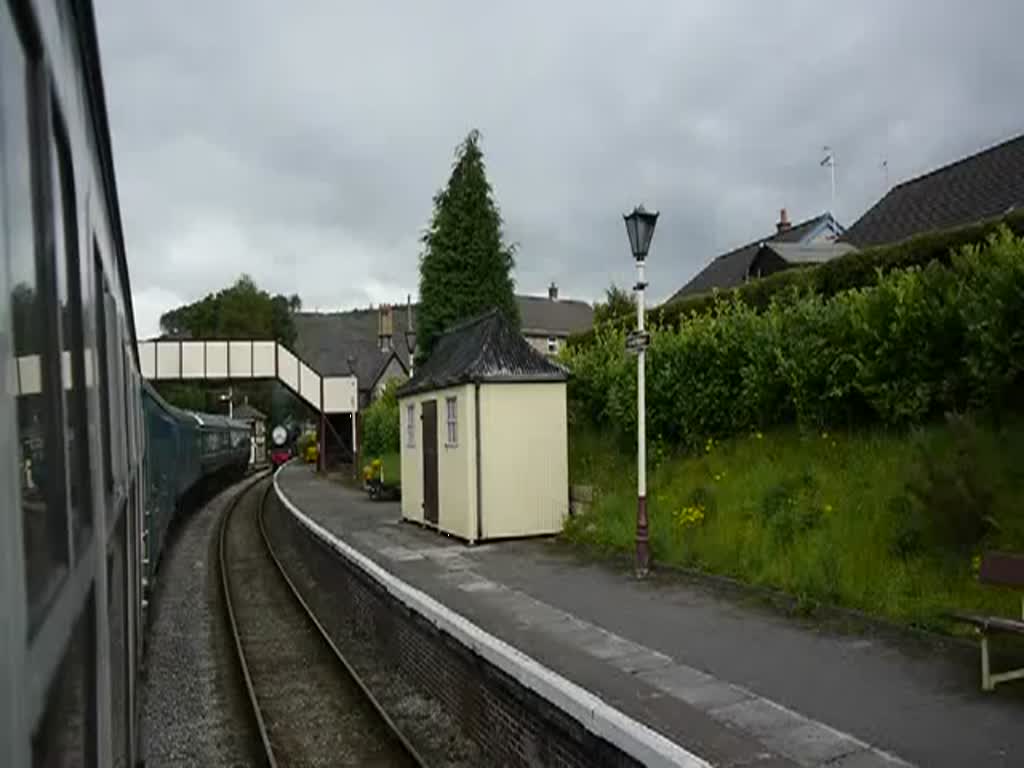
left=900, top=414, right=999, bottom=560
left=362, top=380, right=400, bottom=457
left=567, top=209, right=1024, bottom=347
left=563, top=227, right=1024, bottom=448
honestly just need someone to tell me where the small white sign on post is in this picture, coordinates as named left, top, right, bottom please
left=625, top=330, right=651, bottom=355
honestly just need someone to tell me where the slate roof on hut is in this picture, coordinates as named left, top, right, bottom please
left=397, top=310, right=567, bottom=397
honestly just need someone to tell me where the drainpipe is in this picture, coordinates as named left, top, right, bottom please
left=475, top=381, right=483, bottom=544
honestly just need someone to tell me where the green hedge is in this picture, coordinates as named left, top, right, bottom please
left=362, top=380, right=400, bottom=457
left=568, top=210, right=1024, bottom=349
left=563, top=227, right=1024, bottom=450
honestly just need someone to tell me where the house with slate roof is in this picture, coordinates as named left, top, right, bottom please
left=844, top=133, right=1024, bottom=247
left=519, top=283, right=594, bottom=355
left=397, top=309, right=568, bottom=543
left=292, top=285, right=592, bottom=408
left=666, top=209, right=847, bottom=304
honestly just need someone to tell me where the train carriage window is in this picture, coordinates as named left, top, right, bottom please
left=107, top=514, right=129, bottom=765
left=31, top=588, right=96, bottom=767
left=122, top=347, right=134, bottom=467
left=93, top=245, right=113, bottom=495
left=3, top=5, right=69, bottom=625
left=111, top=315, right=126, bottom=483
left=52, top=104, right=92, bottom=550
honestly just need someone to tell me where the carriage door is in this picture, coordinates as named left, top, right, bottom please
left=422, top=400, right=439, bottom=524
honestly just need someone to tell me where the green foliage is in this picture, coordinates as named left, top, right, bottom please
left=565, top=423, right=1024, bottom=628
left=362, top=380, right=400, bottom=457
left=564, top=227, right=1024, bottom=448
left=568, top=209, right=1024, bottom=348
left=417, top=130, right=519, bottom=363
left=156, top=275, right=304, bottom=419
left=593, top=284, right=636, bottom=326
left=894, top=415, right=999, bottom=562
left=160, top=274, right=301, bottom=346
left=379, top=452, right=401, bottom=487
left=153, top=382, right=207, bottom=412
left=760, top=470, right=823, bottom=545
left=296, top=429, right=317, bottom=454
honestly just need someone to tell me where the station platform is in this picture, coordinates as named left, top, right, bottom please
left=276, top=464, right=1024, bottom=768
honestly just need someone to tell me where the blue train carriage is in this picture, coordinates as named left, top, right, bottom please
left=194, top=409, right=252, bottom=476
left=141, top=381, right=251, bottom=593
left=140, top=383, right=197, bottom=585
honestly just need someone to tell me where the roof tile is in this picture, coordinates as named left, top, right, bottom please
left=396, top=310, right=567, bottom=397
left=844, top=134, right=1024, bottom=247
left=667, top=213, right=838, bottom=303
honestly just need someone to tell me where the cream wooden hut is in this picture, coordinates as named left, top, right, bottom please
left=398, top=310, right=569, bottom=542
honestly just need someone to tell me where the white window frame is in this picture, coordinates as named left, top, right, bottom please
left=406, top=403, right=415, bottom=448
left=547, top=336, right=559, bottom=353
left=445, top=396, right=458, bottom=447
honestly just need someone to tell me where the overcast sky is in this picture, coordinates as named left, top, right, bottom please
left=95, top=1, right=1024, bottom=338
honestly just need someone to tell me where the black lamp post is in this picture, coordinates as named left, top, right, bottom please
left=623, top=204, right=659, bottom=577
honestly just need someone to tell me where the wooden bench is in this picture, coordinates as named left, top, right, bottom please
left=951, top=551, right=1024, bottom=691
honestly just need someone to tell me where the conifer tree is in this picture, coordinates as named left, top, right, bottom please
left=417, top=130, right=518, bottom=362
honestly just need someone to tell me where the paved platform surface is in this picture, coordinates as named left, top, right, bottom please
left=278, top=464, right=1024, bottom=767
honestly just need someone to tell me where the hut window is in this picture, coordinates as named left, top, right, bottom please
left=445, top=396, right=458, bottom=446
left=547, top=337, right=558, bottom=353
left=406, top=404, right=415, bottom=447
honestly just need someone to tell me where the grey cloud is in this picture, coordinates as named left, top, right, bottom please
left=95, top=0, right=1024, bottom=338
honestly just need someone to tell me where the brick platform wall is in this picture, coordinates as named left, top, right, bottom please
left=265, top=493, right=642, bottom=768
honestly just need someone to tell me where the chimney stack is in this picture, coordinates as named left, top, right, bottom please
left=378, top=304, right=393, bottom=351
left=776, top=208, right=791, bottom=234
left=548, top=282, right=559, bottom=301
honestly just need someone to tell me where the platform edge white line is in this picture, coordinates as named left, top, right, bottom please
left=273, top=467, right=712, bottom=768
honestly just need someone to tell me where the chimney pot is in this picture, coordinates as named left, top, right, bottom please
left=378, top=305, right=394, bottom=350
left=548, top=282, right=559, bottom=301
left=776, top=208, right=791, bottom=233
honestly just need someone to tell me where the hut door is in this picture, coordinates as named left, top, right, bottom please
left=422, top=400, right=439, bottom=524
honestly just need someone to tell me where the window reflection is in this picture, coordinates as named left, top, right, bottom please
left=31, top=590, right=93, bottom=767
left=3, top=15, right=68, bottom=626
left=52, top=122, right=90, bottom=549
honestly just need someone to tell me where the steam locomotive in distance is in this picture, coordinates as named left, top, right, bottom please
left=269, top=421, right=321, bottom=467
left=270, top=423, right=293, bottom=467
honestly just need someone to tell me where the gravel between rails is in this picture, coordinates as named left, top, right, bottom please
left=224, top=479, right=416, bottom=767
left=141, top=478, right=264, bottom=767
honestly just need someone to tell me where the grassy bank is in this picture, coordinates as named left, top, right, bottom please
left=565, top=419, right=1024, bottom=630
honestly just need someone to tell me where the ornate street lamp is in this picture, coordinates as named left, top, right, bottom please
left=623, top=204, right=659, bottom=577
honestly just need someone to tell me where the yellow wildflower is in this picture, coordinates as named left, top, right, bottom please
left=675, top=503, right=706, bottom=528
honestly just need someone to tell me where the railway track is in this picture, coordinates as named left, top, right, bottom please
left=219, top=477, right=423, bottom=767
